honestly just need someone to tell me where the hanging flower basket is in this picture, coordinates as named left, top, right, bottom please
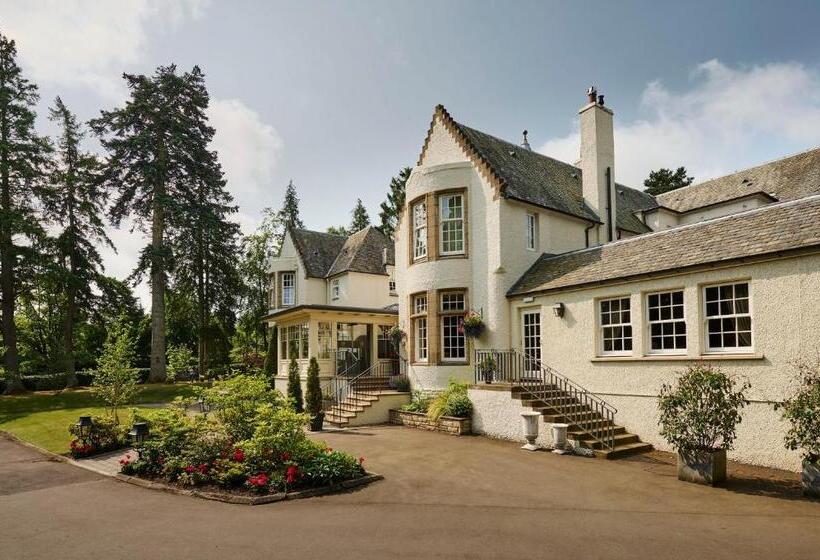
left=387, top=326, right=406, bottom=350
left=461, top=311, right=484, bottom=339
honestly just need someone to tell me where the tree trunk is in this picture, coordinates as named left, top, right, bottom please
left=149, top=183, right=167, bottom=383
left=64, top=197, right=78, bottom=388
left=0, top=117, right=24, bottom=394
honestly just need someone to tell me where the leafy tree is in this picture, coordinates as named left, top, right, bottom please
left=46, top=97, right=110, bottom=387
left=0, top=33, right=52, bottom=393
left=92, top=318, right=138, bottom=423
left=287, top=356, right=303, bottom=413
left=349, top=198, right=371, bottom=232
left=326, top=225, right=349, bottom=237
left=262, top=326, right=278, bottom=379
left=166, top=343, right=193, bottom=383
left=91, top=65, right=213, bottom=383
left=305, top=357, right=322, bottom=417
left=644, top=167, right=694, bottom=196
left=237, top=231, right=270, bottom=353
left=379, top=166, right=411, bottom=238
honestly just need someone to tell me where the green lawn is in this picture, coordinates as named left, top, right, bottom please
left=0, top=384, right=199, bottom=454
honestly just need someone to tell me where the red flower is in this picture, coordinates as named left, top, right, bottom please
left=358, top=456, right=365, bottom=466
left=232, top=448, right=245, bottom=462
left=281, top=452, right=292, bottom=462
left=157, top=456, right=165, bottom=465
left=325, top=447, right=333, bottom=453
left=198, top=463, right=209, bottom=474
left=247, top=472, right=270, bottom=487
left=184, top=465, right=196, bottom=474
left=285, top=465, right=299, bottom=484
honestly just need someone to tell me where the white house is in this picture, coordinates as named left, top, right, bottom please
left=391, top=88, right=820, bottom=469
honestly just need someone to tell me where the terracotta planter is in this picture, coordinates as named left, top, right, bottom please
left=803, top=461, right=820, bottom=498
left=677, top=449, right=727, bottom=485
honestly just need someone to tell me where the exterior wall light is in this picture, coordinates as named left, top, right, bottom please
left=552, top=303, right=565, bottom=318
left=76, top=416, right=93, bottom=442
left=128, top=422, right=150, bottom=444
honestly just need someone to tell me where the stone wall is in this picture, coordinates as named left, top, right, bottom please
left=389, top=409, right=471, bottom=435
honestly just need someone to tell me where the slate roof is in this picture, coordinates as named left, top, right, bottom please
left=289, top=226, right=393, bottom=279
left=327, top=227, right=395, bottom=277
left=655, top=147, right=820, bottom=213
left=508, top=195, right=820, bottom=296
left=425, top=107, right=656, bottom=233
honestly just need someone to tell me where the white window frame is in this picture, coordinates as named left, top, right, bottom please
left=412, top=201, right=427, bottom=261
left=318, top=322, right=332, bottom=358
left=521, top=310, right=541, bottom=371
left=388, top=278, right=397, bottom=294
left=331, top=278, right=340, bottom=300
left=703, top=282, right=753, bottom=354
left=440, top=291, right=467, bottom=363
left=414, top=317, right=428, bottom=363
left=646, top=290, right=687, bottom=355
left=599, top=296, right=633, bottom=356
left=438, top=193, right=465, bottom=256
left=413, top=294, right=427, bottom=314
left=526, top=213, right=537, bottom=251
left=281, top=272, right=295, bottom=306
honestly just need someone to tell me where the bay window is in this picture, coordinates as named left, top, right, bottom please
left=281, top=272, right=295, bottom=306
left=439, top=194, right=464, bottom=255
left=440, top=291, right=466, bottom=362
left=412, top=294, right=428, bottom=363
left=412, top=201, right=427, bottom=260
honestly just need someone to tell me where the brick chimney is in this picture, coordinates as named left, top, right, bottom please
left=579, top=86, right=616, bottom=244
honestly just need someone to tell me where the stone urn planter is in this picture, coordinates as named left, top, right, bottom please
left=520, top=411, right=541, bottom=451
left=803, top=461, right=820, bottom=498
left=677, top=449, right=727, bottom=485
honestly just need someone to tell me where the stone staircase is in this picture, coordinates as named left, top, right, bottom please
left=511, top=384, right=652, bottom=459
left=324, top=373, right=410, bottom=428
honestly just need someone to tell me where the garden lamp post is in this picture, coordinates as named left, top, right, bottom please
left=197, top=397, right=211, bottom=416
left=76, top=416, right=93, bottom=443
left=128, top=422, right=150, bottom=444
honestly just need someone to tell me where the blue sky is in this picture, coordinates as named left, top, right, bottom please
left=3, top=0, right=820, bottom=304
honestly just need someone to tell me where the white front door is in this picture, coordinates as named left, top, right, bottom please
left=522, top=310, right=542, bottom=375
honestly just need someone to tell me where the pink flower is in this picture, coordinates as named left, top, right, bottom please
left=232, top=448, right=245, bottom=462
left=184, top=465, right=195, bottom=474
left=285, top=465, right=299, bottom=485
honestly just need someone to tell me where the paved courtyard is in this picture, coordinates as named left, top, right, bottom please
left=1, top=426, right=819, bottom=560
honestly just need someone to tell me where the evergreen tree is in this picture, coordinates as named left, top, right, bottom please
left=287, top=356, right=303, bottom=413
left=0, top=33, right=52, bottom=394
left=644, top=167, right=694, bottom=196
left=91, top=65, right=211, bottom=383
left=168, top=82, right=241, bottom=378
left=349, top=198, right=371, bottom=232
left=325, top=225, right=349, bottom=237
left=46, top=97, right=110, bottom=387
left=305, top=357, right=322, bottom=418
left=264, top=180, right=304, bottom=254
left=379, top=166, right=410, bottom=238
left=262, top=325, right=278, bottom=380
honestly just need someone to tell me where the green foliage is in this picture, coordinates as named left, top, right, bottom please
left=305, top=357, right=322, bottom=416
left=379, top=166, right=411, bottom=238
left=196, top=374, right=284, bottom=441
left=302, top=449, right=365, bottom=487
left=92, top=319, right=139, bottom=423
left=775, top=358, right=820, bottom=464
left=325, top=225, right=349, bottom=236
left=287, top=357, right=304, bottom=413
left=402, top=390, right=433, bottom=413
left=658, top=365, right=750, bottom=452
left=389, top=376, right=411, bottom=392
left=644, top=166, right=694, bottom=196
left=166, top=344, right=193, bottom=383
left=349, top=198, right=371, bottom=232
left=427, top=380, right=473, bottom=421
left=262, top=326, right=278, bottom=379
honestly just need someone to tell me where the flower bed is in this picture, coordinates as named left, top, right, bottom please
left=389, top=409, right=471, bottom=435
left=117, top=375, right=372, bottom=499
left=68, top=415, right=127, bottom=459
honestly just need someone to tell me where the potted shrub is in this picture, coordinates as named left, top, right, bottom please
left=775, top=357, right=820, bottom=498
left=305, top=357, right=324, bottom=431
left=461, top=311, right=484, bottom=338
left=478, top=355, right=496, bottom=384
left=658, top=365, right=750, bottom=486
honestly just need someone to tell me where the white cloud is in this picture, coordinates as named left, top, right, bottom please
left=1, top=0, right=207, bottom=99
left=539, top=60, right=820, bottom=188
left=208, top=98, right=284, bottom=234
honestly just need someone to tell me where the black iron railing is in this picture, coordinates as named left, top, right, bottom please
left=317, top=348, right=367, bottom=376
left=322, top=358, right=408, bottom=414
left=474, top=349, right=617, bottom=450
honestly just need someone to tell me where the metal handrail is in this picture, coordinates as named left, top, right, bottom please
left=475, top=348, right=616, bottom=450
left=322, top=357, right=408, bottom=415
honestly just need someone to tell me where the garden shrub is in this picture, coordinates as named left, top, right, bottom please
left=658, top=365, right=750, bottom=452
left=93, top=320, right=139, bottom=423
left=401, top=390, right=432, bottom=413
left=427, top=380, right=473, bottom=421
left=166, top=344, right=194, bottom=383
left=195, top=374, right=284, bottom=441
left=68, top=414, right=128, bottom=458
left=389, top=376, right=411, bottom=392
left=775, top=357, right=820, bottom=465
left=304, top=358, right=322, bottom=417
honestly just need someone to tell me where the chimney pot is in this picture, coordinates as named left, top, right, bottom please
left=598, top=94, right=605, bottom=106
left=586, top=86, right=597, bottom=104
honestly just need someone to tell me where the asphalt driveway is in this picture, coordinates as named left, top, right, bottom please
left=1, top=426, right=818, bottom=560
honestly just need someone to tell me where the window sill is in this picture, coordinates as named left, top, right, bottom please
left=438, top=361, right=469, bottom=366
left=591, top=353, right=765, bottom=362
left=438, top=254, right=467, bottom=260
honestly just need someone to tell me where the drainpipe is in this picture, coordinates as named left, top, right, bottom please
left=584, top=220, right=596, bottom=248
left=605, top=167, right=614, bottom=242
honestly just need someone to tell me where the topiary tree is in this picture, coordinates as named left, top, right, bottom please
left=305, top=357, right=322, bottom=417
left=92, top=319, right=138, bottom=423
left=658, top=365, right=750, bottom=452
left=287, top=356, right=303, bottom=413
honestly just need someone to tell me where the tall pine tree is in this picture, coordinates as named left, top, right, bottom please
left=349, top=198, right=370, bottom=232
left=379, top=166, right=410, bottom=238
left=91, top=65, right=211, bottom=382
left=0, top=33, right=52, bottom=394
left=46, top=97, right=110, bottom=387
left=266, top=179, right=303, bottom=254
left=644, top=167, right=694, bottom=196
